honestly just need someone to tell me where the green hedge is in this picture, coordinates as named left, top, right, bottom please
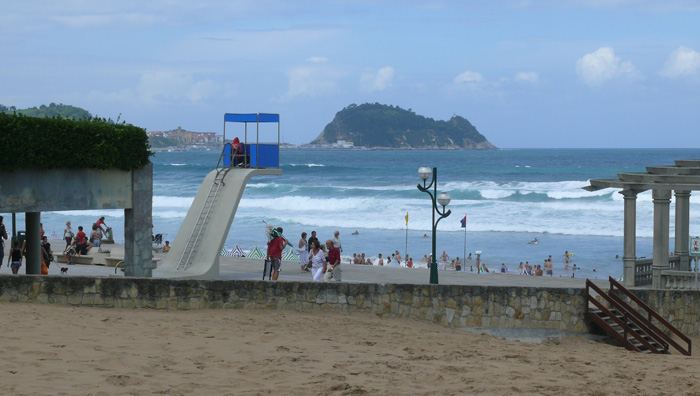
left=0, top=113, right=152, bottom=171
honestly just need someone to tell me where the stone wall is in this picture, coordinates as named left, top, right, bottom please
left=0, top=275, right=590, bottom=332
left=614, top=289, right=700, bottom=336
left=4, top=274, right=699, bottom=335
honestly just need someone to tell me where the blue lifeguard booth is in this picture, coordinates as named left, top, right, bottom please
left=222, top=113, right=280, bottom=168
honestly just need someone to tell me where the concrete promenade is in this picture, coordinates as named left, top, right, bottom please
left=41, top=243, right=608, bottom=289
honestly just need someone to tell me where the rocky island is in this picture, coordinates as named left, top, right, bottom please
left=311, top=103, right=497, bottom=150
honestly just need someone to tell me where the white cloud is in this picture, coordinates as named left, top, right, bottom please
left=659, top=46, right=700, bottom=78
left=360, top=66, right=395, bottom=92
left=454, top=70, right=485, bottom=85
left=48, top=13, right=160, bottom=29
left=87, top=71, right=221, bottom=105
left=283, top=64, right=343, bottom=99
left=307, top=56, right=328, bottom=63
left=575, top=47, right=642, bottom=86
left=514, top=71, right=539, bottom=85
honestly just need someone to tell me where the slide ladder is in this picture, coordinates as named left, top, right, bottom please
left=176, top=167, right=230, bottom=271
left=585, top=277, right=691, bottom=355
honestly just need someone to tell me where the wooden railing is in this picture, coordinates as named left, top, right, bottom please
left=608, top=277, right=691, bottom=356
left=585, top=280, right=664, bottom=354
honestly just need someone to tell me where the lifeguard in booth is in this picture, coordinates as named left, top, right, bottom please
left=232, top=137, right=244, bottom=166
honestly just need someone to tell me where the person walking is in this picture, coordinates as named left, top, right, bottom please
left=63, top=221, right=74, bottom=248
left=308, top=231, right=320, bottom=253
left=297, top=232, right=309, bottom=272
left=0, top=216, right=7, bottom=270
left=266, top=227, right=288, bottom=281
left=8, top=240, right=22, bottom=274
left=324, top=239, right=342, bottom=282
left=308, top=240, right=326, bottom=281
left=331, top=230, right=343, bottom=253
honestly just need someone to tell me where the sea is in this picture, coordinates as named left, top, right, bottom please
left=13, top=148, right=700, bottom=280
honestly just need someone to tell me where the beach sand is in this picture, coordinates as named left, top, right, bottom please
left=1, top=303, right=698, bottom=395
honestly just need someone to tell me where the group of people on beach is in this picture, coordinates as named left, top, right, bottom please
left=0, top=215, right=108, bottom=274
left=1, top=216, right=55, bottom=274
left=62, top=217, right=111, bottom=264
left=271, top=229, right=343, bottom=282
left=516, top=252, right=580, bottom=276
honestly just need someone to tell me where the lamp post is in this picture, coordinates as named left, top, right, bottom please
left=417, top=166, right=451, bottom=284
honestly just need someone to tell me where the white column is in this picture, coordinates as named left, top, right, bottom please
left=621, top=190, right=637, bottom=287
left=652, top=189, right=672, bottom=288
left=674, top=190, right=691, bottom=271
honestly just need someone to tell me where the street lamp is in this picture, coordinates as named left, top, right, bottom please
left=417, top=166, right=451, bottom=284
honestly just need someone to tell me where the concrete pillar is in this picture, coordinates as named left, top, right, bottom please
left=652, top=189, right=672, bottom=288
left=621, top=190, right=637, bottom=287
left=674, top=190, right=691, bottom=271
left=124, top=164, right=154, bottom=277
left=25, top=212, right=41, bottom=274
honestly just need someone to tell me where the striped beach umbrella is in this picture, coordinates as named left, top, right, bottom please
left=231, top=244, right=246, bottom=257
left=246, top=245, right=265, bottom=259
left=282, top=248, right=299, bottom=261
left=220, top=247, right=229, bottom=256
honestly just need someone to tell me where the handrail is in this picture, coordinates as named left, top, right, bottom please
left=608, top=277, right=691, bottom=356
left=586, top=280, right=659, bottom=353
left=586, top=289, right=640, bottom=352
left=216, top=144, right=228, bottom=171
left=607, top=292, right=669, bottom=353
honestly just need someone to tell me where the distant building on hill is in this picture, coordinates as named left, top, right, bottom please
left=148, top=126, right=222, bottom=149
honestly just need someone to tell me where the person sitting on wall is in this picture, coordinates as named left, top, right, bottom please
left=74, top=226, right=93, bottom=255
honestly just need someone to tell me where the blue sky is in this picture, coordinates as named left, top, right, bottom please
left=2, top=1, right=700, bottom=148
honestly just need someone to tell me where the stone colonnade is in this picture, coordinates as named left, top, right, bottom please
left=621, top=188, right=693, bottom=288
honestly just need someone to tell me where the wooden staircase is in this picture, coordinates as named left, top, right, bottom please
left=585, top=277, right=691, bottom=356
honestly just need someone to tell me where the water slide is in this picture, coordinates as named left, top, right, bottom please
left=155, top=167, right=281, bottom=279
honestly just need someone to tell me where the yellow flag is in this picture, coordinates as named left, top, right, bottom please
left=405, top=212, right=409, bottom=226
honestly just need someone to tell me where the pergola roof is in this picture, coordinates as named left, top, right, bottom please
left=584, top=159, right=700, bottom=193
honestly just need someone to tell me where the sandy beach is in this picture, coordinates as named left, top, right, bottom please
left=1, top=302, right=698, bottom=396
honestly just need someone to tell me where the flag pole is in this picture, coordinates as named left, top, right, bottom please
left=463, top=214, right=467, bottom=271
left=405, top=212, right=409, bottom=262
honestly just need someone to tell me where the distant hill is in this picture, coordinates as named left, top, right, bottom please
left=148, top=136, right=180, bottom=149
left=311, top=103, right=497, bottom=149
left=0, top=103, right=91, bottom=120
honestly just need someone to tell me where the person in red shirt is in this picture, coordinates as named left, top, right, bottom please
left=266, top=227, right=288, bottom=281
left=323, top=239, right=342, bottom=282
left=96, top=217, right=110, bottom=238
left=75, top=226, right=86, bottom=245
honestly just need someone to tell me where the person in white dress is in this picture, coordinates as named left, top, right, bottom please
left=297, top=232, right=309, bottom=272
left=63, top=221, right=74, bottom=248
left=308, top=240, right=326, bottom=281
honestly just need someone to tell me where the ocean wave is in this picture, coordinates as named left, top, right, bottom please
left=153, top=195, right=194, bottom=208
left=288, top=163, right=325, bottom=167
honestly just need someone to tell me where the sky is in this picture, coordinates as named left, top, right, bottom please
left=2, top=0, right=700, bottom=148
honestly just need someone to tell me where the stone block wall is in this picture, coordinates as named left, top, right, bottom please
left=0, top=275, right=591, bottom=333
left=616, top=288, right=700, bottom=336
